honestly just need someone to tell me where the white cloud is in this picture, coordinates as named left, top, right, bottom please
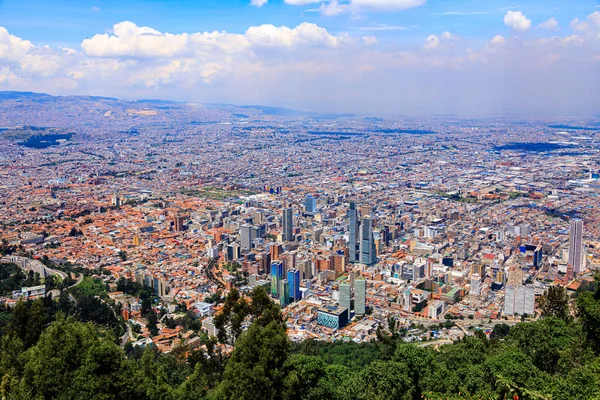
left=0, top=27, right=33, bottom=62
left=490, top=35, right=506, bottom=45
left=250, top=0, right=268, bottom=7
left=245, top=23, right=346, bottom=47
left=81, top=21, right=347, bottom=59
left=539, top=17, right=558, bottom=30
left=423, top=35, right=439, bottom=50
left=571, top=11, right=600, bottom=34
left=91, top=6, right=100, bottom=12
left=319, top=1, right=350, bottom=16
left=504, top=10, right=531, bottom=31
left=362, top=35, right=377, bottom=45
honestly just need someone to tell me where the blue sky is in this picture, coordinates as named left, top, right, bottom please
left=0, top=0, right=599, bottom=115
left=2, top=0, right=598, bottom=46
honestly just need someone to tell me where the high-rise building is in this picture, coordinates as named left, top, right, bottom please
left=279, top=279, right=289, bottom=307
left=569, top=219, right=584, bottom=275
left=270, top=261, right=284, bottom=298
left=504, top=284, right=535, bottom=316
left=270, top=243, right=283, bottom=261
left=111, top=195, right=121, bottom=207
left=173, top=216, right=185, bottom=232
left=339, top=283, right=351, bottom=319
left=281, top=251, right=296, bottom=272
left=240, top=224, right=256, bottom=250
left=354, top=279, right=366, bottom=315
left=359, top=215, right=377, bottom=265
left=283, top=207, right=294, bottom=242
left=348, top=202, right=360, bottom=263
left=305, top=195, right=317, bottom=213
left=287, top=268, right=301, bottom=303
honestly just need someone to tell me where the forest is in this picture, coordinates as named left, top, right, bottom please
left=1, top=281, right=600, bottom=399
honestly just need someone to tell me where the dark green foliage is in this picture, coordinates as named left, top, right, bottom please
left=539, top=286, right=571, bottom=321
left=0, top=263, right=28, bottom=295
left=4, top=278, right=600, bottom=400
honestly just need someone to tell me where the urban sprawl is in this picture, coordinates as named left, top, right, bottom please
left=1, top=92, right=599, bottom=353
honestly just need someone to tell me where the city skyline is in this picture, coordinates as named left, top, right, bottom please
left=0, top=0, right=599, bottom=115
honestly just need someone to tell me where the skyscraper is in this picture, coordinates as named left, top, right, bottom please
left=348, top=202, right=360, bottom=263
left=287, top=268, right=301, bottom=302
left=305, top=195, right=317, bottom=213
left=569, top=219, right=584, bottom=275
left=240, top=224, right=255, bottom=250
left=354, top=279, right=366, bottom=315
left=279, top=279, right=289, bottom=307
left=283, top=206, right=293, bottom=242
left=339, top=283, right=351, bottom=320
left=270, top=261, right=284, bottom=298
left=359, top=215, right=377, bottom=265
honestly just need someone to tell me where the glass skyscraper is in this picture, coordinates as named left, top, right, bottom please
left=354, top=279, right=366, bottom=315
left=359, top=215, right=377, bottom=265
left=270, top=261, right=284, bottom=298
left=287, top=268, right=301, bottom=303
left=283, top=206, right=293, bottom=242
left=305, top=195, right=317, bottom=213
left=348, top=202, right=359, bottom=263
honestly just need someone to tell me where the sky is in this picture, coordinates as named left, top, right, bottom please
left=0, top=0, right=599, bottom=116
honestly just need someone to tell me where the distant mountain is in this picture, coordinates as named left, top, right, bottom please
left=0, top=91, right=352, bottom=118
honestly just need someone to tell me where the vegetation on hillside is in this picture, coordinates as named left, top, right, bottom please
left=1, top=282, right=600, bottom=399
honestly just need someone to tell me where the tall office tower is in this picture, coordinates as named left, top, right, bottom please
left=348, top=202, right=360, bottom=263
left=173, top=216, right=185, bottom=232
left=270, top=243, right=283, bottom=261
left=283, top=206, right=294, bottom=242
left=339, top=283, right=351, bottom=320
left=300, top=259, right=313, bottom=280
left=504, top=284, right=535, bottom=316
left=359, top=215, right=377, bottom=265
left=305, top=195, right=317, bottom=213
left=569, top=219, right=584, bottom=275
left=253, top=210, right=264, bottom=225
left=354, top=279, right=366, bottom=315
left=282, top=251, right=296, bottom=272
left=287, top=268, right=301, bottom=303
left=279, top=279, right=289, bottom=307
left=227, top=243, right=241, bottom=261
left=240, top=224, right=255, bottom=250
left=111, top=195, right=121, bottom=207
left=270, top=261, right=284, bottom=298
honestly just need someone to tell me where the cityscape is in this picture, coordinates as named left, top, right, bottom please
left=1, top=0, right=600, bottom=399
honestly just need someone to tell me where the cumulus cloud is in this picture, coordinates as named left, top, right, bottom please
left=423, top=35, right=439, bottom=50
left=81, top=21, right=348, bottom=59
left=422, top=32, right=455, bottom=50
left=539, top=17, right=558, bottom=30
left=250, top=0, right=268, bottom=7
left=0, top=27, right=33, bottom=61
left=490, top=35, right=506, bottom=45
left=571, top=11, right=600, bottom=36
left=504, top=10, right=531, bottom=31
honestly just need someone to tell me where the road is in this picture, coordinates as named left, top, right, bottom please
left=47, top=272, right=84, bottom=299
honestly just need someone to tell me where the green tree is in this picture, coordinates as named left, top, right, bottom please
left=539, top=286, right=571, bottom=321
left=215, top=321, right=290, bottom=400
